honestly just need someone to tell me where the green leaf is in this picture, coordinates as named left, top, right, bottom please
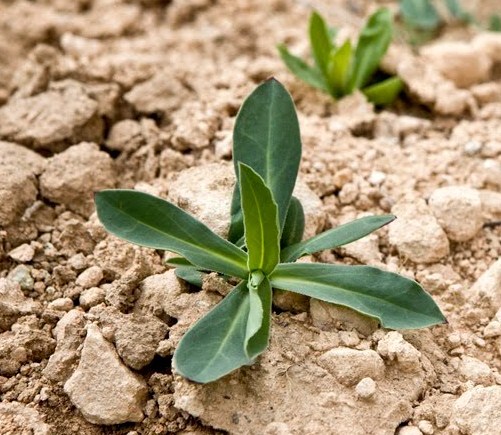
left=239, top=163, right=280, bottom=275
left=362, top=76, right=404, bottom=106
left=277, top=45, right=329, bottom=92
left=400, top=0, right=441, bottom=31
left=445, top=0, right=474, bottom=23
left=245, top=276, right=272, bottom=359
left=173, top=281, right=252, bottom=383
left=490, top=14, right=501, bottom=32
left=175, top=266, right=205, bottom=288
left=327, top=40, right=353, bottom=98
left=348, top=8, right=393, bottom=91
left=165, top=256, right=192, bottom=267
left=281, top=215, right=395, bottom=262
left=95, top=190, right=248, bottom=279
left=309, top=11, right=334, bottom=75
left=281, top=196, right=305, bottom=249
left=229, top=78, right=302, bottom=243
left=269, top=263, right=446, bottom=329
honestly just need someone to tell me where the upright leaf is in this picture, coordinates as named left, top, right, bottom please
left=229, top=78, right=302, bottom=243
left=348, top=8, right=393, bottom=91
left=400, top=0, right=441, bottom=30
left=362, top=76, right=404, bottom=106
left=309, top=11, right=334, bottom=75
left=269, top=263, right=446, bottom=329
left=281, top=196, right=305, bottom=248
left=173, top=281, right=252, bottom=383
left=327, top=40, right=353, bottom=98
left=239, top=163, right=280, bottom=275
left=277, top=45, right=329, bottom=92
left=245, top=276, right=272, bottom=359
left=95, top=190, right=248, bottom=279
left=281, top=215, right=395, bottom=262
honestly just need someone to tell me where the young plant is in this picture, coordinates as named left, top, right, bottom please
left=278, top=8, right=404, bottom=106
left=95, top=78, right=446, bottom=384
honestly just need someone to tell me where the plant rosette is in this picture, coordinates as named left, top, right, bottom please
left=95, top=78, right=446, bottom=383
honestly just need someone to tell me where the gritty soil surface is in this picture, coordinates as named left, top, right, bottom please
left=1, top=0, right=501, bottom=434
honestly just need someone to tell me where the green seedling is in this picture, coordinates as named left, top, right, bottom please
left=278, top=8, right=404, bottom=106
left=95, top=79, right=446, bottom=384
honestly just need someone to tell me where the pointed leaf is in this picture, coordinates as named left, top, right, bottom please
left=348, top=8, right=393, bottom=91
left=277, top=45, right=329, bottom=92
left=309, top=11, right=334, bottom=75
left=229, top=78, right=302, bottom=243
left=281, top=196, right=305, bottom=249
left=165, top=256, right=192, bottom=267
left=270, top=263, right=446, bottom=329
left=175, top=266, right=205, bottom=288
left=246, top=276, right=272, bottom=359
left=173, top=281, right=252, bottom=383
left=362, top=76, right=403, bottom=106
left=95, top=190, right=248, bottom=279
left=239, top=163, right=280, bottom=275
left=281, top=215, right=395, bottom=262
left=327, top=40, right=353, bottom=98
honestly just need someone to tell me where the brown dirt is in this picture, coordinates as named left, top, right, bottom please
left=1, top=1, right=501, bottom=434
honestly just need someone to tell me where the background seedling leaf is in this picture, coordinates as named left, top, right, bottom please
left=281, top=196, right=305, bottom=249
left=400, top=0, right=441, bottom=30
left=270, top=263, right=446, bottom=329
left=327, top=39, right=352, bottom=97
left=281, top=215, right=395, bottom=262
left=309, top=11, right=334, bottom=75
left=246, top=277, right=272, bottom=359
left=277, top=45, right=329, bottom=92
left=173, top=281, right=252, bottom=383
left=95, top=190, right=248, bottom=279
left=239, top=163, right=280, bottom=275
left=362, top=76, right=404, bottom=106
left=229, top=78, right=302, bottom=243
left=348, top=8, right=393, bottom=91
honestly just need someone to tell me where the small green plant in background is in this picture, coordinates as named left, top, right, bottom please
left=95, top=79, right=445, bottom=384
left=278, top=8, right=404, bottom=106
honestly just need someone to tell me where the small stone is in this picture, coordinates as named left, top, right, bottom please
left=79, top=287, right=106, bottom=310
left=452, top=385, right=501, bottom=434
left=389, top=200, right=449, bottom=263
left=459, top=356, right=493, bottom=386
left=484, top=320, right=501, bottom=338
left=317, top=347, right=385, bottom=386
left=428, top=186, right=483, bottom=242
left=8, top=244, right=35, bottom=262
left=76, top=266, right=104, bottom=289
left=64, top=324, right=148, bottom=425
left=272, top=290, right=309, bottom=313
left=48, top=298, right=74, bottom=312
left=463, top=140, right=482, bottom=155
left=397, top=427, right=423, bottom=435
left=368, top=171, right=386, bottom=186
left=355, top=377, right=376, bottom=399
left=0, top=278, right=41, bottom=331
left=417, top=420, right=434, bottom=435
left=7, top=265, right=34, bottom=291
left=339, top=331, right=360, bottom=347
left=377, top=331, right=422, bottom=373
left=465, top=259, right=501, bottom=316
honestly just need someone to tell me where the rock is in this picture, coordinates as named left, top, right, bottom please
left=389, top=200, right=449, bottom=263
left=79, top=287, right=106, bottom=310
left=317, top=347, right=385, bottom=386
left=483, top=320, right=501, bottom=338
left=479, top=190, right=501, bottom=221
left=8, top=243, right=35, bottom=262
left=273, top=290, right=309, bottom=313
left=428, top=186, right=483, bottom=242
left=75, top=266, right=104, bottom=289
left=0, top=141, right=46, bottom=174
left=397, top=427, right=423, bottom=435
left=465, top=259, right=501, bottom=316
left=0, top=278, right=40, bottom=332
left=355, top=377, right=376, bottom=400
left=310, top=299, right=379, bottom=336
left=0, top=80, right=103, bottom=152
left=377, top=331, right=422, bottom=373
left=64, top=324, right=148, bottom=425
left=473, top=32, right=501, bottom=63
left=40, top=142, right=116, bottom=217
left=421, top=42, right=492, bottom=88
left=168, top=162, right=325, bottom=239
left=0, top=166, right=38, bottom=227
left=43, top=309, right=86, bottom=383
left=452, top=385, right=501, bottom=434
left=0, top=402, right=51, bottom=435
left=48, top=297, right=74, bottom=312
left=7, top=265, right=34, bottom=291
left=0, top=324, right=55, bottom=376
left=459, top=356, right=493, bottom=386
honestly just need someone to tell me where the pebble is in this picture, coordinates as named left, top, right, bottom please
left=7, top=265, right=34, bottom=291
left=8, top=244, right=35, bottom=263
left=459, top=356, right=493, bottom=386
left=484, top=320, right=501, bottom=338
left=76, top=266, right=104, bottom=289
left=428, top=186, right=483, bottom=242
left=465, top=259, right=501, bottom=316
left=79, top=287, right=106, bottom=309
left=463, top=140, right=482, bottom=155
left=368, top=171, right=386, bottom=186
left=417, top=420, right=434, bottom=435
left=48, top=298, right=74, bottom=312
left=355, top=377, right=376, bottom=399
left=377, top=331, right=422, bottom=373
left=397, top=427, right=423, bottom=435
